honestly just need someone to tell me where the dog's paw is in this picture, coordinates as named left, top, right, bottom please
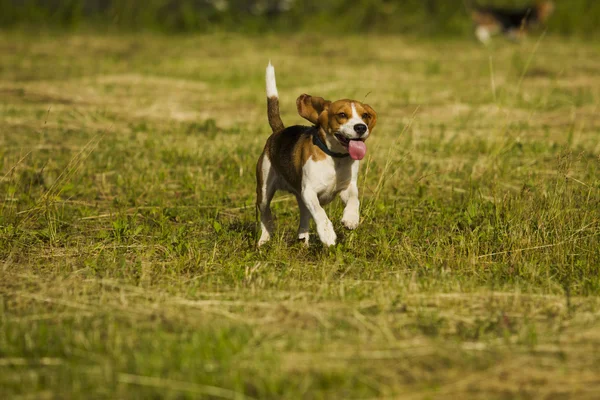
left=317, top=220, right=337, bottom=246
left=342, top=212, right=360, bottom=230
left=258, top=232, right=271, bottom=247
left=321, top=233, right=336, bottom=247
left=298, top=232, right=309, bottom=246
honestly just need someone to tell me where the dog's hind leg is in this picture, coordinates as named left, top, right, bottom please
left=296, top=195, right=310, bottom=245
left=257, top=154, right=277, bottom=247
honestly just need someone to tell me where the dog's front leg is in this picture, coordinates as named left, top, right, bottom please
left=301, top=188, right=336, bottom=246
left=340, top=182, right=360, bottom=230
left=340, top=162, right=360, bottom=230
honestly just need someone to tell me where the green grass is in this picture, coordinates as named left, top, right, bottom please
left=1, top=31, right=600, bottom=399
left=3, top=0, right=600, bottom=38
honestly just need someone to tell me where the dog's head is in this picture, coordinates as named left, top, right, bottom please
left=296, top=94, right=377, bottom=160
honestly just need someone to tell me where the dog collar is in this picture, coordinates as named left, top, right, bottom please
left=312, top=130, right=349, bottom=159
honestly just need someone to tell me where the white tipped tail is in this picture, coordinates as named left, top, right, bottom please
left=265, top=61, right=284, bottom=132
left=266, top=61, right=278, bottom=98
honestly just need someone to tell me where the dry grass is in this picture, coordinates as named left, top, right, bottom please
left=1, top=32, right=600, bottom=399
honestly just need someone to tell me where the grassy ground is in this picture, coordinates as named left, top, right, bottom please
left=0, top=31, right=599, bottom=399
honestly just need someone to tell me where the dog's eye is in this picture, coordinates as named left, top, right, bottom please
left=362, top=113, right=370, bottom=119
left=338, top=113, right=347, bottom=119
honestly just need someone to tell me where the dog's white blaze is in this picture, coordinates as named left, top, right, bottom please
left=265, top=61, right=278, bottom=98
left=338, top=103, right=369, bottom=140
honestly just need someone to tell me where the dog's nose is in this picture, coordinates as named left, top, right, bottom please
left=354, top=124, right=367, bottom=135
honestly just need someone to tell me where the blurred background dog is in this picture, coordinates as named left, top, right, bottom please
left=469, top=1, right=555, bottom=43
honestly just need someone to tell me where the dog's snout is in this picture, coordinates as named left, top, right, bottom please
left=354, top=124, right=368, bottom=135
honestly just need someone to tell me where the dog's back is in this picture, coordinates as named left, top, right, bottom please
left=479, top=6, right=536, bottom=32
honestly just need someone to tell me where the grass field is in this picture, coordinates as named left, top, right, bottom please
left=1, top=31, right=599, bottom=399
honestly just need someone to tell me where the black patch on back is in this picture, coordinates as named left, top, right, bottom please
left=267, top=125, right=316, bottom=192
left=478, top=6, right=539, bottom=31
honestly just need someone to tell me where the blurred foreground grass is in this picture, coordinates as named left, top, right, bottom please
left=1, top=32, right=600, bottom=399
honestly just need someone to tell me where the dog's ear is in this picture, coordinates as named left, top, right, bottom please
left=363, top=104, right=377, bottom=131
left=296, top=94, right=330, bottom=125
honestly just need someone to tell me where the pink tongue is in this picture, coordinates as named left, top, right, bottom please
left=348, top=140, right=367, bottom=160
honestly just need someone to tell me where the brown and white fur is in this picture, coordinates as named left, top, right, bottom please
left=256, top=62, right=377, bottom=247
left=470, top=1, right=555, bottom=44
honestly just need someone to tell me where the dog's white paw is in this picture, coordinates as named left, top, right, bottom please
left=317, top=220, right=337, bottom=246
left=298, top=232, right=310, bottom=246
left=258, top=232, right=271, bottom=247
left=342, top=212, right=360, bottom=230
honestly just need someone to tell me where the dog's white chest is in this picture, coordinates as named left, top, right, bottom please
left=303, top=157, right=356, bottom=205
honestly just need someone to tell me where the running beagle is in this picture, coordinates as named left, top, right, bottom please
left=470, top=1, right=554, bottom=44
left=256, top=62, right=377, bottom=247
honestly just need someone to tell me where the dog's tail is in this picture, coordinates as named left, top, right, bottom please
left=266, top=61, right=284, bottom=133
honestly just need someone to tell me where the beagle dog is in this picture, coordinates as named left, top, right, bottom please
left=470, top=1, right=554, bottom=44
left=256, top=62, right=377, bottom=247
